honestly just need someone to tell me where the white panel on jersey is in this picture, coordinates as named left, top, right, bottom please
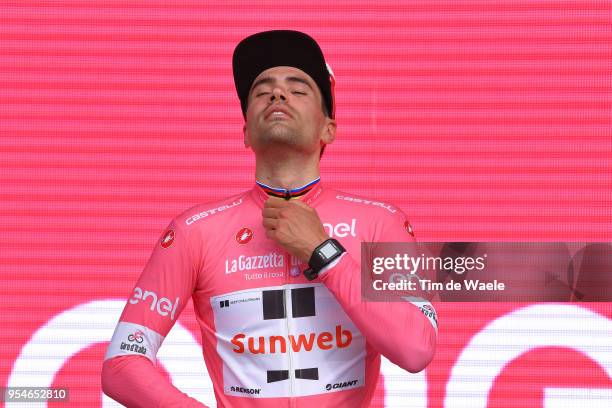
left=402, top=296, right=438, bottom=333
left=211, top=283, right=365, bottom=398
left=104, top=321, right=164, bottom=363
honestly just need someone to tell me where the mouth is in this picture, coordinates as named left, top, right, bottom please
left=265, top=107, right=293, bottom=120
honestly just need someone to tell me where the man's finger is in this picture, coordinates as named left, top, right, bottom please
left=262, top=207, right=281, bottom=219
left=290, top=200, right=311, bottom=209
left=262, top=217, right=279, bottom=230
left=264, top=197, right=290, bottom=208
left=265, top=228, right=277, bottom=241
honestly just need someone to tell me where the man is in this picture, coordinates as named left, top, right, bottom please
left=102, top=30, right=437, bottom=407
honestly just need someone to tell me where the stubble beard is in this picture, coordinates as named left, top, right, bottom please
left=258, top=123, right=307, bottom=152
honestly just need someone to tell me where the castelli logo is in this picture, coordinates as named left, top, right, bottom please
left=161, top=229, right=175, bottom=248
left=236, top=227, right=253, bottom=245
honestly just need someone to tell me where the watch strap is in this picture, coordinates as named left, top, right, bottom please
left=303, top=238, right=346, bottom=281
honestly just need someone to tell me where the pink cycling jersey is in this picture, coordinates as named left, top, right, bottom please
left=102, top=182, right=437, bottom=407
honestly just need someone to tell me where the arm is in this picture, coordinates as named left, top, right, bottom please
left=102, top=355, right=205, bottom=407
left=318, top=209, right=437, bottom=373
left=102, top=222, right=207, bottom=407
left=262, top=197, right=437, bottom=373
left=318, top=251, right=437, bottom=373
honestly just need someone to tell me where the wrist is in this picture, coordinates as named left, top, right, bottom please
left=303, top=238, right=346, bottom=281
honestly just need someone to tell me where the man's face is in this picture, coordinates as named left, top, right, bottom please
left=243, top=66, right=335, bottom=156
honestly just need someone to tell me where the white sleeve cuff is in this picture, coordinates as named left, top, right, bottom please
left=104, top=321, right=165, bottom=363
left=317, top=252, right=347, bottom=278
left=401, top=296, right=438, bottom=333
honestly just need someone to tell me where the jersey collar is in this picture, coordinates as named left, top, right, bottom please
left=251, top=178, right=325, bottom=207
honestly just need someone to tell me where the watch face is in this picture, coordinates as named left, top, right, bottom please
left=319, top=242, right=338, bottom=259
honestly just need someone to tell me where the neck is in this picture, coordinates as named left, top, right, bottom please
left=254, top=153, right=321, bottom=189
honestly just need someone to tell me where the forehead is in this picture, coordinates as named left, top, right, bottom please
left=250, top=66, right=318, bottom=90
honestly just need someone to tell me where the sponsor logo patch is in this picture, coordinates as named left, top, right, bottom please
left=335, top=195, right=397, bottom=214
left=127, top=330, right=144, bottom=343
left=161, top=229, right=175, bottom=248
left=225, top=252, right=283, bottom=274
left=326, top=379, right=358, bottom=391
left=230, top=325, right=353, bottom=355
left=185, top=198, right=243, bottom=226
left=129, top=287, right=180, bottom=321
left=236, top=227, right=254, bottom=245
left=404, top=220, right=415, bottom=237
left=290, top=257, right=303, bottom=277
left=420, top=304, right=438, bottom=326
left=120, top=330, right=147, bottom=355
left=323, top=219, right=357, bottom=238
left=230, top=386, right=261, bottom=395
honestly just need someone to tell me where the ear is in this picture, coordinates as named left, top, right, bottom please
left=320, top=118, right=337, bottom=146
left=243, top=123, right=251, bottom=148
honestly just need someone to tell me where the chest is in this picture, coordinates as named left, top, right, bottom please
left=196, top=208, right=366, bottom=297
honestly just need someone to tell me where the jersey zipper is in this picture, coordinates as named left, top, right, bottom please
left=284, top=252, right=296, bottom=408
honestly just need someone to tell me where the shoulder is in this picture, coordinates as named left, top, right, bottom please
left=323, top=188, right=416, bottom=240
left=174, top=191, right=248, bottom=229
left=325, top=188, right=405, bottom=219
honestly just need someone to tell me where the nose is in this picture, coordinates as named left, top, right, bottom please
left=270, top=87, right=287, bottom=103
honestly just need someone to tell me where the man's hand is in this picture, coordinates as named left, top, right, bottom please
left=262, top=197, right=329, bottom=262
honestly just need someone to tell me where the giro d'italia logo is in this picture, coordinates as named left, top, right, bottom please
left=236, top=227, right=253, bottom=245
left=128, top=330, right=144, bottom=343
left=161, top=229, right=175, bottom=248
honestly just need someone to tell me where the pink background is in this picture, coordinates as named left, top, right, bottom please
left=1, top=1, right=611, bottom=406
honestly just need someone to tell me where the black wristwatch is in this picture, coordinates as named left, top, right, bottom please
left=303, top=238, right=346, bottom=281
